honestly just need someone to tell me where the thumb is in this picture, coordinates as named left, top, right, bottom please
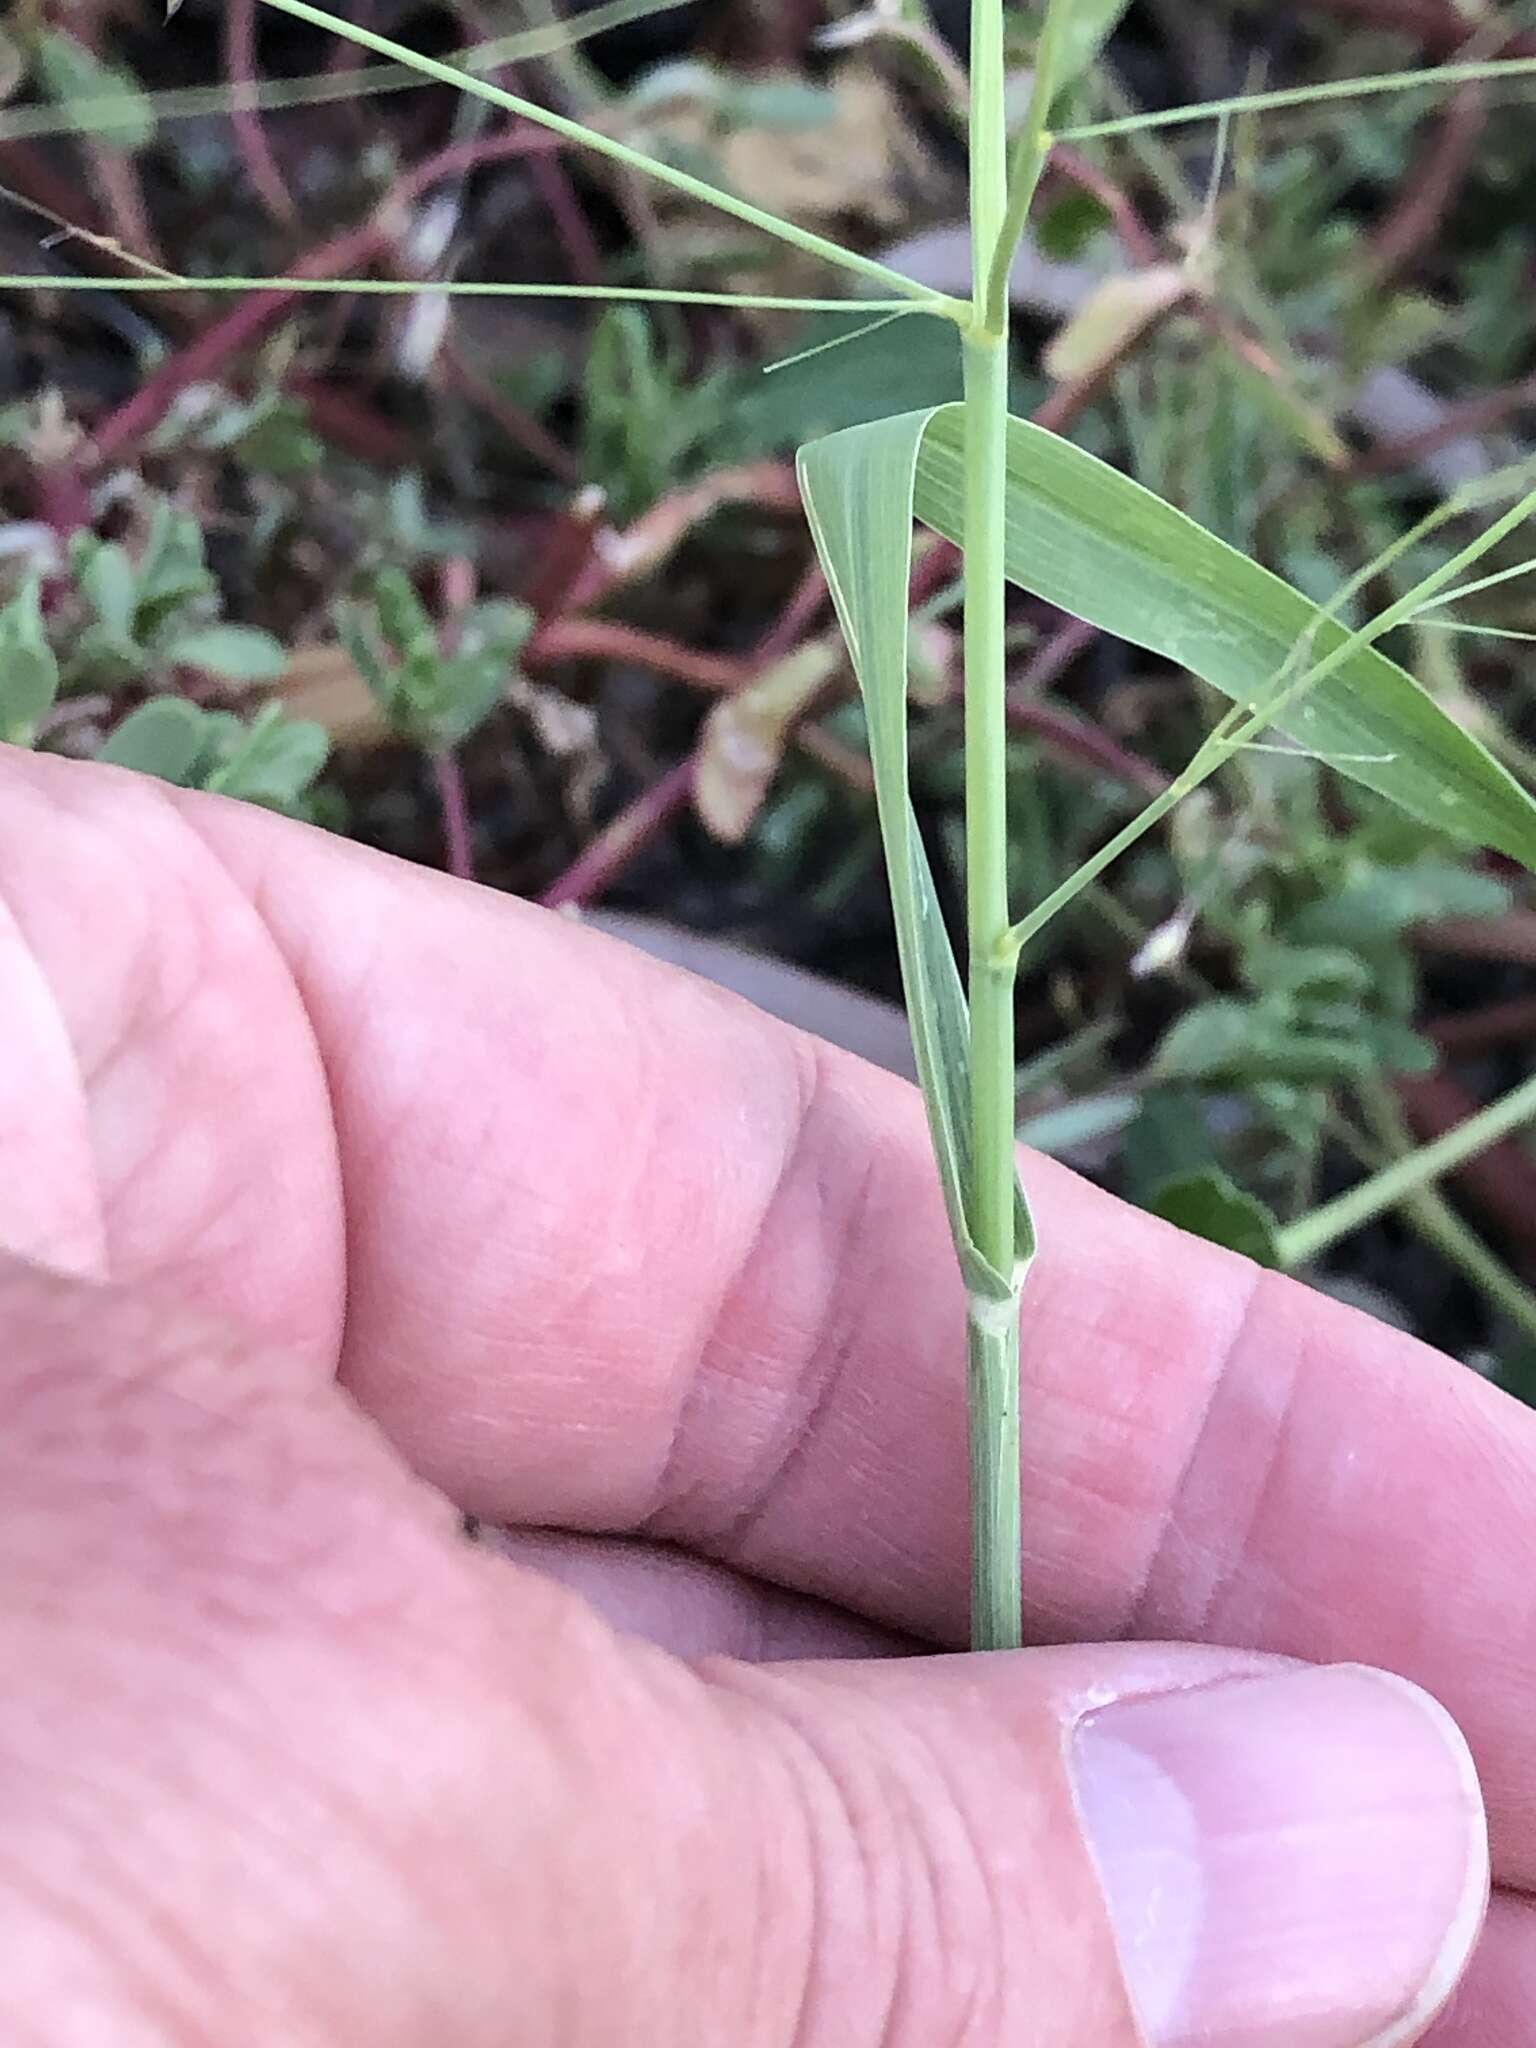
left=640, top=1645, right=1487, bottom=2048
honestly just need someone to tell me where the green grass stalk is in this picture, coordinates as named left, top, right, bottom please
left=1282, top=1071, right=1536, bottom=1274
left=1060, top=54, right=1536, bottom=141
left=962, top=0, right=1021, bottom=1657
left=961, top=0, right=1079, bottom=1653
left=0, top=277, right=932, bottom=316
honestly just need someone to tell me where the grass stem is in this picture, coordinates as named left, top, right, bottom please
left=1060, top=53, right=1536, bottom=141
left=963, top=0, right=1022, bottom=1655
left=1282, top=1071, right=1536, bottom=1280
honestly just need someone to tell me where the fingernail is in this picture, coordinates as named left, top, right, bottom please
left=1071, top=1665, right=1488, bottom=2048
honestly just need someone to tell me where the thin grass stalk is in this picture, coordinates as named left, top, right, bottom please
left=961, top=330, right=1020, bottom=1650
left=1282, top=1070, right=1536, bottom=1268
left=960, top=0, right=1083, bottom=1654
left=961, top=0, right=1021, bottom=1656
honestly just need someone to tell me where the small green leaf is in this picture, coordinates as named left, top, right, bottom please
left=1155, top=998, right=1373, bottom=1086
left=33, top=30, right=156, bottom=151
left=1242, top=944, right=1373, bottom=1003
left=78, top=542, right=139, bottom=640
left=910, top=406, right=1536, bottom=870
left=1289, top=861, right=1509, bottom=944
left=374, top=568, right=435, bottom=662
left=98, top=698, right=206, bottom=783
left=201, top=705, right=329, bottom=809
left=337, top=605, right=393, bottom=707
left=167, top=625, right=289, bottom=682
left=135, top=504, right=214, bottom=614
left=1046, top=0, right=1133, bottom=88
left=798, top=411, right=1033, bottom=1303
left=0, top=576, right=61, bottom=744
left=1150, top=1169, right=1282, bottom=1266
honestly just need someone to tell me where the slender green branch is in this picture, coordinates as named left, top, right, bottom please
left=982, top=0, right=1076, bottom=336
left=2, top=0, right=692, bottom=144
left=1409, top=556, right=1536, bottom=616
left=1280, top=1072, right=1536, bottom=1272
left=252, top=0, right=966, bottom=317
left=1000, top=712, right=1239, bottom=961
left=1060, top=54, right=1536, bottom=141
left=1398, top=1188, right=1536, bottom=1348
left=963, top=0, right=1022, bottom=1657
left=0, top=276, right=934, bottom=315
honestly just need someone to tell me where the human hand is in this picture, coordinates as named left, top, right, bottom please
left=1, top=747, right=1529, bottom=2045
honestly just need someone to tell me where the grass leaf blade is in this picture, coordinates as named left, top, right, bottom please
left=911, top=407, right=1536, bottom=868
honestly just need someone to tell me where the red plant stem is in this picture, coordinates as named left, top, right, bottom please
left=523, top=489, right=608, bottom=617
left=529, top=617, right=751, bottom=692
left=1352, top=376, right=1536, bottom=477
left=284, top=373, right=418, bottom=467
left=754, top=557, right=833, bottom=666
left=1008, top=697, right=1169, bottom=796
left=1430, top=994, right=1536, bottom=1054
left=0, top=140, right=107, bottom=241
left=540, top=757, right=695, bottom=910
left=527, top=149, right=605, bottom=286
left=31, top=464, right=93, bottom=549
left=1299, top=0, right=1536, bottom=57
left=1419, top=912, right=1536, bottom=967
left=226, top=0, right=298, bottom=223
left=89, top=127, right=561, bottom=468
left=443, top=342, right=581, bottom=481
left=1050, top=146, right=1161, bottom=267
left=1369, top=83, right=1484, bottom=282
left=431, top=749, right=476, bottom=880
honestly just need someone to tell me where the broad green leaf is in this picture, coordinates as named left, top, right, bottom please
left=32, top=30, right=156, bottom=151
left=1288, top=860, right=1509, bottom=944
left=1046, top=0, right=1135, bottom=90
left=797, top=413, right=1032, bottom=1303
left=167, top=625, right=289, bottom=682
left=1150, top=1169, right=1282, bottom=1267
left=1154, top=997, right=1374, bottom=1086
left=909, top=405, right=1536, bottom=869
left=98, top=698, right=205, bottom=783
left=0, top=576, right=60, bottom=744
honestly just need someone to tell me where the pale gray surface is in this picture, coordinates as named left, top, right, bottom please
left=590, top=911, right=918, bottom=1080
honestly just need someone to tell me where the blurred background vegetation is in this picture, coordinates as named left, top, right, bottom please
left=6, top=0, right=1536, bottom=1382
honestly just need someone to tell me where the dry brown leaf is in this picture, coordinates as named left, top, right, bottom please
left=694, top=636, right=841, bottom=844
left=278, top=642, right=390, bottom=744
left=1043, top=266, right=1189, bottom=383
left=572, top=460, right=800, bottom=607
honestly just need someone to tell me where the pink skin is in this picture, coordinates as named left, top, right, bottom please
left=0, top=745, right=1528, bottom=2042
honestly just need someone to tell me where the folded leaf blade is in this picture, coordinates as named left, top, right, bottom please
left=797, top=412, right=1033, bottom=1302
